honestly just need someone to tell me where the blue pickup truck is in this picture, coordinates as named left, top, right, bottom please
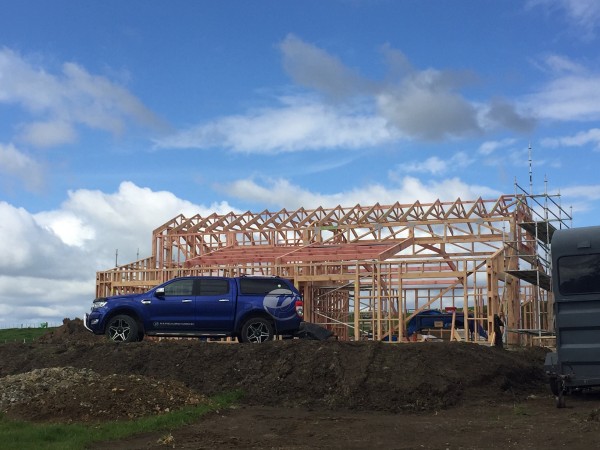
left=84, top=276, right=304, bottom=343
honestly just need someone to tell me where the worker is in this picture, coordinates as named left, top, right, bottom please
left=493, top=313, right=504, bottom=348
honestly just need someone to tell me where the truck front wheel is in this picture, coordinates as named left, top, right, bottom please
left=106, top=315, right=139, bottom=342
left=240, top=317, right=274, bottom=343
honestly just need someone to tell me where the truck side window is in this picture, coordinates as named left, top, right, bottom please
left=240, top=278, right=293, bottom=295
left=558, top=253, right=600, bottom=295
left=164, top=279, right=194, bottom=296
left=198, top=279, right=229, bottom=296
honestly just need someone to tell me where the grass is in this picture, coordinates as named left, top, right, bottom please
left=0, top=391, right=242, bottom=450
left=0, top=327, right=58, bottom=343
left=512, top=404, right=529, bottom=416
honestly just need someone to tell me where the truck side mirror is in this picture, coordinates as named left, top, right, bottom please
left=155, top=287, right=165, bottom=297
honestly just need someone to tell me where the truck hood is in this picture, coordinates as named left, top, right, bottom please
left=95, top=294, right=142, bottom=303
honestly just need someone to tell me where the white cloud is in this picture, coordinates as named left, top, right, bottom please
left=0, top=201, right=88, bottom=283
left=520, top=56, right=600, bottom=126
left=36, top=212, right=96, bottom=247
left=478, top=138, right=517, bottom=155
left=36, top=181, right=235, bottom=262
left=541, top=54, right=586, bottom=74
left=476, top=142, right=547, bottom=172
left=0, top=276, right=93, bottom=324
left=279, top=34, right=370, bottom=98
left=375, top=46, right=482, bottom=140
left=0, top=47, right=162, bottom=148
left=402, top=156, right=447, bottom=175
left=221, top=175, right=501, bottom=209
left=378, top=45, right=535, bottom=139
left=482, top=98, right=536, bottom=133
left=154, top=96, right=397, bottom=153
left=393, top=152, right=474, bottom=176
left=557, top=183, right=600, bottom=216
left=527, top=0, right=600, bottom=38
left=541, top=128, right=600, bottom=150
left=18, top=120, right=77, bottom=148
left=525, top=74, right=600, bottom=121
left=155, top=37, right=537, bottom=153
left=0, top=182, right=235, bottom=325
left=0, top=142, right=44, bottom=191
left=561, top=184, right=600, bottom=200
left=561, top=0, right=600, bottom=28
left=522, top=54, right=600, bottom=122
left=376, top=83, right=480, bottom=140
left=0, top=202, right=50, bottom=271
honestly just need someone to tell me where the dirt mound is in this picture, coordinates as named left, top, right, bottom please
left=0, top=336, right=549, bottom=423
left=0, top=321, right=589, bottom=449
left=37, top=318, right=103, bottom=344
left=0, top=367, right=208, bottom=422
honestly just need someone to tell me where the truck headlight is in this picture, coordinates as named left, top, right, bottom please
left=92, top=301, right=107, bottom=309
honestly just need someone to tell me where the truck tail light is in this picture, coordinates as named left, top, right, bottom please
left=295, top=300, right=304, bottom=318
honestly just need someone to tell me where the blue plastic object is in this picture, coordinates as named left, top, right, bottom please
left=406, top=310, right=487, bottom=339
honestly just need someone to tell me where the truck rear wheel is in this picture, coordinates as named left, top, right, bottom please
left=106, top=315, right=139, bottom=342
left=240, top=317, right=274, bottom=343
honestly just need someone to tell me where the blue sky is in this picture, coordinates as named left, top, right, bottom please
left=1, top=0, right=600, bottom=325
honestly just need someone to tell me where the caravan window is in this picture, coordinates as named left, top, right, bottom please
left=558, top=253, right=600, bottom=295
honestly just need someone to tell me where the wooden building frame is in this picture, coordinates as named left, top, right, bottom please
left=96, top=191, right=570, bottom=346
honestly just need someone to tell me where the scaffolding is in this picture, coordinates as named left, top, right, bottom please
left=503, top=179, right=571, bottom=345
left=96, top=193, right=571, bottom=345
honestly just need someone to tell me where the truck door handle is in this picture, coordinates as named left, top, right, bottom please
left=182, top=299, right=192, bottom=303
left=218, top=299, right=230, bottom=302
left=141, top=300, right=151, bottom=305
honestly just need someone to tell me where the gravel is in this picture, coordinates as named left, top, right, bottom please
left=0, top=366, right=208, bottom=422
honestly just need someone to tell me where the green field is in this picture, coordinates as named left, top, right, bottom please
left=0, top=327, right=57, bottom=343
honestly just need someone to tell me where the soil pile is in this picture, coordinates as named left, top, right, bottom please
left=37, top=317, right=103, bottom=344
left=0, top=367, right=207, bottom=422
left=0, top=319, right=550, bottom=423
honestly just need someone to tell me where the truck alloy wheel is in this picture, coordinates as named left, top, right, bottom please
left=241, top=317, right=274, bottom=343
left=106, top=315, right=139, bottom=342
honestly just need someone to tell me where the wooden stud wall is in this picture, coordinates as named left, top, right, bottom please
left=95, top=195, right=559, bottom=345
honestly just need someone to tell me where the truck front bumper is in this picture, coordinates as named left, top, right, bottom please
left=84, top=312, right=103, bottom=334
